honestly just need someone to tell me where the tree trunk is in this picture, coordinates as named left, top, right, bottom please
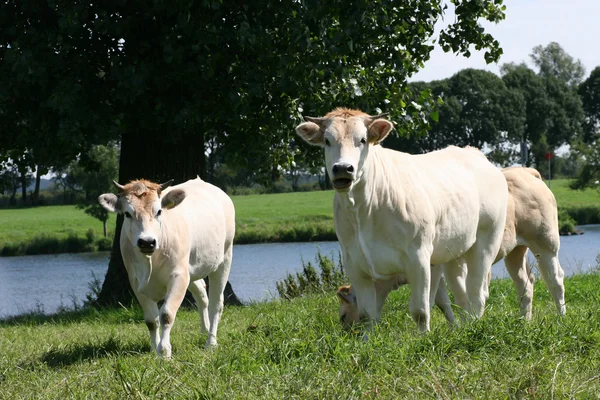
left=32, top=165, right=44, bottom=204
left=95, top=128, right=242, bottom=307
left=20, top=172, right=27, bottom=205
left=103, top=220, right=107, bottom=238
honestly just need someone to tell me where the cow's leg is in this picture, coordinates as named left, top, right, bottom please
left=188, top=279, right=210, bottom=333
left=405, top=251, right=431, bottom=333
left=134, top=292, right=160, bottom=352
left=433, top=276, right=455, bottom=325
left=504, top=246, right=534, bottom=320
left=157, top=270, right=190, bottom=358
left=533, top=248, right=566, bottom=316
left=464, top=234, right=500, bottom=318
left=443, top=259, right=469, bottom=314
left=205, top=246, right=232, bottom=349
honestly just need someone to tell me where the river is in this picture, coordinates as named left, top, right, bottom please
left=1, top=225, right=599, bottom=318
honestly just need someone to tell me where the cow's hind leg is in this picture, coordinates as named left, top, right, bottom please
left=464, top=236, right=499, bottom=318
left=443, top=259, right=469, bottom=320
left=205, top=246, right=233, bottom=349
left=188, top=279, right=210, bottom=333
left=433, top=276, right=455, bottom=325
left=157, top=269, right=190, bottom=358
left=533, top=248, right=566, bottom=316
left=504, top=246, right=534, bottom=320
left=134, top=292, right=160, bottom=352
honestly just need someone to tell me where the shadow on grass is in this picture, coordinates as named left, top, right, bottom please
left=0, top=304, right=143, bottom=327
left=35, top=336, right=151, bottom=369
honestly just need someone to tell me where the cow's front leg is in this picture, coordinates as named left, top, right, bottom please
left=133, top=291, right=160, bottom=352
left=406, top=252, right=431, bottom=333
left=157, top=270, right=190, bottom=358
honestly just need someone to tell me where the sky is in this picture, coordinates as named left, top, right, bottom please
left=411, top=0, right=600, bottom=82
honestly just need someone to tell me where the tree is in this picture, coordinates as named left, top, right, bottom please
left=501, top=49, right=584, bottom=171
left=385, top=70, right=523, bottom=162
left=531, top=42, right=586, bottom=89
left=572, top=66, right=600, bottom=189
left=1, top=0, right=508, bottom=307
left=73, top=144, right=119, bottom=237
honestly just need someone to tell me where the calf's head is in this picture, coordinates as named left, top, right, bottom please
left=97, top=179, right=186, bottom=255
left=337, top=285, right=359, bottom=327
left=295, top=108, right=393, bottom=192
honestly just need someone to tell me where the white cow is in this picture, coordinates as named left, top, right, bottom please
left=338, top=166, right=566, bottom=324
left=98, top=177, right=235, bottom=357
left=295, top=108, right=508, bottom=332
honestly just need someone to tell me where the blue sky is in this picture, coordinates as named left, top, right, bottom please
left=411, top=0, right=600, bottom=82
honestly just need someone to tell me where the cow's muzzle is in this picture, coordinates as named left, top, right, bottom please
left=137, top=238, right=157, bottom=254
left=331, top=162, right=354, bottom=190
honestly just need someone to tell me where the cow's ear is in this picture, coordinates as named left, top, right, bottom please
left=98, top=193, right=119, bottom=213
left=336, top=285, right=356, bottom=304
left=295, top=121, right=325, bottom=147
left=161, top=189, right=186, bottom=210
left=367, top=119, right=394, bottom=144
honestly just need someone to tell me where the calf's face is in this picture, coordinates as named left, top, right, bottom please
left=295, top=112, right=393, bottom=192
left=337, top=285, right=360, bottom=327
left=98, top=179, right=186, bottom=255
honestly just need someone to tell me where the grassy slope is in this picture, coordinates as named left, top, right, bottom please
left=0, top=179, right=598, bottom=251
left=547, top=179, right=600, bottom=207
left=0, top=205, right=115, bottom=246
left=2, top=274, right=600, bottom=399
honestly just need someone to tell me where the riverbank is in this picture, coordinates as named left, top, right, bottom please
left=2, top=272, right=600, bottom=398
left=1, top=180, right=598, bottom=256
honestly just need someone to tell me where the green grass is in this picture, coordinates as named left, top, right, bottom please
left=2, top=273, right=600, bottom=399
left=1, top=179, right=599, bottom=255
left=548, top=178, right=600, bottom=206
left=0, top=205, right=115, bottom=246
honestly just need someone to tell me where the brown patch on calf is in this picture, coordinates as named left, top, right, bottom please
left=160, top=312, right=173, bottom=327
left=325, top=107, right=370, bottom=119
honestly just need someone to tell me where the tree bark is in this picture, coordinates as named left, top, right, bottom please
left=95, top=128, right=242, bottom=307
left=20, top=171, right=27, bottom=205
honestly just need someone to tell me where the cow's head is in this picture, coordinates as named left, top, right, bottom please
left=336, top=285, right=359, bottom=327
left=97, top=179, right=186, bottom=255
left=295, top=108, right=394, bottom=192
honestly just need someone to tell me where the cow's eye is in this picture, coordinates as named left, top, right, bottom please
left=325, top=138, right=331, bottom=146
left=360, top=138, right=366, bottom=145
left=124, top=212, right=132, bottom=219
left=156, top=209, right=162, bottom=218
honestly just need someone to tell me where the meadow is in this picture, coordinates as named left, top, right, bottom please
left=0, top=179, right=598, bottom=255
left=2, top=273, right=600, bottom=399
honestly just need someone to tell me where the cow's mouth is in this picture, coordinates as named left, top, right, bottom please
left=139, top=248, right=155, bottom=255
left=332, top=178, right=352, bottom=190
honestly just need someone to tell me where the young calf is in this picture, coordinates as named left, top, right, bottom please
left=98, top=177, right=235, bottom=357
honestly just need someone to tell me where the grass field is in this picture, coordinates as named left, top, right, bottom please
left=2, top=273, right=600, bottom=399
left=0, top=179, right=598, bottom=255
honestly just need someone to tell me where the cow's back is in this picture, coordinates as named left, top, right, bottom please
left=163, top=178, right=235, bottom=279
left=334, top=145, right=507, bottom=277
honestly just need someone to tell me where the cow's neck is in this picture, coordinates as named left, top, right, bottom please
left=337, top=145, right=399, bottom=212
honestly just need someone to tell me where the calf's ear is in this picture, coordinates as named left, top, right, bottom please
left=367, top=119, right=394, bottom=144
left=295, top=120, right=325, bottom=147
left=98, top=193, right=119, bottom=212
left=336, top=285, right=356, bottom=304
left=161, top=189, right=186, bottom=210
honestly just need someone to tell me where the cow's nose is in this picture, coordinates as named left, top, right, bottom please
left=137, top=238, right=156, bottom=250
left=332, top=163, right=354, bottom=175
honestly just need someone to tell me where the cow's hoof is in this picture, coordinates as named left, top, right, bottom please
left=205, top=339, right=218, bottom=350
left=157, top=343, right=172, bottom=359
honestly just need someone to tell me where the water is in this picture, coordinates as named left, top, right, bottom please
left=1, top=226, right=599, bottom=318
